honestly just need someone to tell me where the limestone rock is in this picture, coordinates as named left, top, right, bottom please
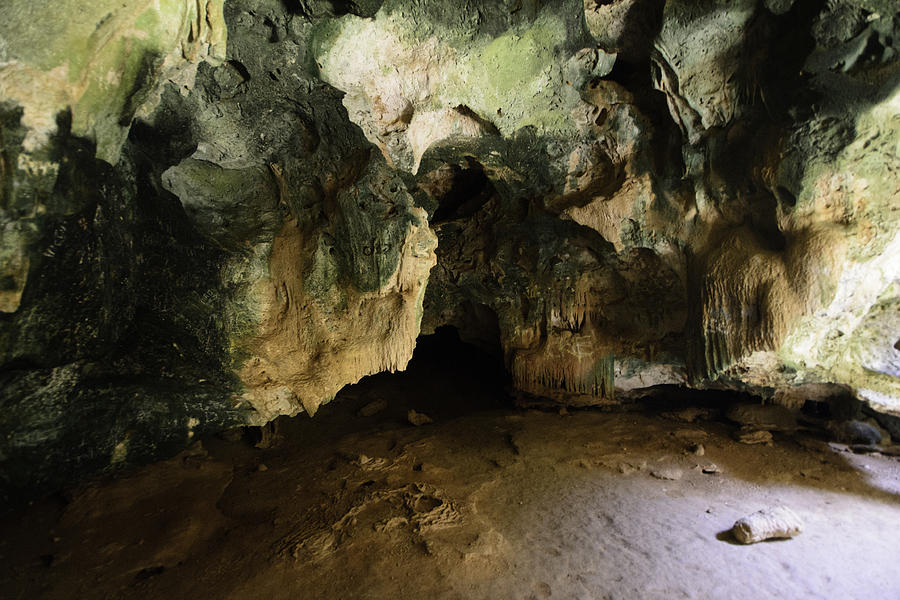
left=732, top=506, right=803, bottom=544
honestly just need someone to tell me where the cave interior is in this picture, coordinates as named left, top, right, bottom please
left=1, top=0, right=900, bottom=598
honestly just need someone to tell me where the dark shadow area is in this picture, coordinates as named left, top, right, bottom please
left=714, top=529, right=796, bottom=546
left=638, top=385, right=768, bottom=413
left=227, top=324, right=514, bottom=462
left=340, top=324, right=511, bottom=417
left=716, top=529, right=742, bottom=545
left=428, top=159, right=496, bottom=224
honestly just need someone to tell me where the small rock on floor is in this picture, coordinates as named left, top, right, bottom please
left=673, top=429, right=708, bottom=442
left=408, top=410, right=434, bottom=426
left=738, top=430, right=773, bottom=445
left=687, top=443, right=705, bottom=456
left=358, top=399, right=388, bottom=417
left=651, top=467, right=683, bottom=481
left=732, top=506, right=803, bottom=544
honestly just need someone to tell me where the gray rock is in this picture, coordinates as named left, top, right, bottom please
left=833, top=421, right=883, bottom=445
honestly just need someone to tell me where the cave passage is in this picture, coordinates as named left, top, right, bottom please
left=339, top=324, right=513, bottom=420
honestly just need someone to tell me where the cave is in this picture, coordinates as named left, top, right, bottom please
left=2, top=0, right=900, bottom=598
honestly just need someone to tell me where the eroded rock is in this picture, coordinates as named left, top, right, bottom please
left=1, top=0, right=899, bottom=496
left=732, top=506, right=804, bottom=544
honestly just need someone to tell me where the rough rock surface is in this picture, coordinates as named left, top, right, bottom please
left=732, top=505, right=804, bottom=544
left=1, top=0, right=899, bottom=494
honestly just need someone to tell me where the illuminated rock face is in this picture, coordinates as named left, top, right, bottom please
left=0, top=0, right=898, bottom=492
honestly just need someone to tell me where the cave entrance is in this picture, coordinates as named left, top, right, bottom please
left=244, top=321, right=512, bottom=450
left=336, top=324, right=513, bottom=426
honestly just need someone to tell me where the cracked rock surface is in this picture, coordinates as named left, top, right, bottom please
left=1, top=0, right=899, bottom=494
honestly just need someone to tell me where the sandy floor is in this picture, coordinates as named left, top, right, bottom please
left=3, top=352, right=900, bottom=600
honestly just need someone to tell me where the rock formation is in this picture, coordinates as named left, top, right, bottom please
left=1, top=0, right=898, bottom=495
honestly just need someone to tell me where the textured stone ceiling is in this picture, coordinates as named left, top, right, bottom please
left=0, top=0, right=898, bottom=495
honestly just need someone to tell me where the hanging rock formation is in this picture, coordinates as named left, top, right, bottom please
left=0, top=0, right=898, bottom=495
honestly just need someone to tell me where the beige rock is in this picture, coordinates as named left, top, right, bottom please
left=651, top=467, right=683, bottom=481
left=358, top=399, right=389, bottom=418
left=239, top=167, right=438, bottom=421
left=738, top=430, right=774, bottom=445
left=673, top=429, right=709, bottom=442
left=732, top=506, right=803, bottom=544
left=408, top=410, right=434, bottom=426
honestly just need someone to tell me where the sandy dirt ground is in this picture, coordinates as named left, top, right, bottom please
left=3, top=350, right=900, bottom=600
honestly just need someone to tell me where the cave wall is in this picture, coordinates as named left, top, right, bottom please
left=0, top=0, right=898, bottom=495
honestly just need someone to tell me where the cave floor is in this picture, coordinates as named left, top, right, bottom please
left=3, top=365, right=900, bottom=600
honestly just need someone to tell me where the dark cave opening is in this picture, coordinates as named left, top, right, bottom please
left=241, top=323, right=514, bottom=450
left=427, top=158, right=496, bottom=224
left=340, top=324, right=514, bottom=421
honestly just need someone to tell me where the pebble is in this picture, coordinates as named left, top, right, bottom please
left=408, top=410, right=434, bottom=426
left=651, top=467, right=683, bottom=481
left=688, top=443, right=705, bottom=456
left=358, top=399, right=388, bottom=417
left=618, top=462, right=638, bottom=475
left=738, top=430, right=773, bottom=445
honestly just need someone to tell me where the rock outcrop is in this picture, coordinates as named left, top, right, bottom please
left=1, top=0, right=898, bottom=495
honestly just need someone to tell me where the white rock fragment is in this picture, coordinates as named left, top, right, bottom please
left=732, top=506, right=803, bottom=544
